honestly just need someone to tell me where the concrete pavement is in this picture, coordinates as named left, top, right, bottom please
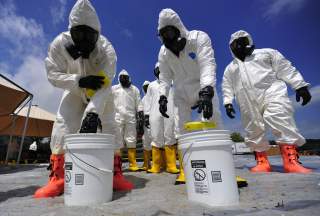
left=0, top=155, right=319, bottom=216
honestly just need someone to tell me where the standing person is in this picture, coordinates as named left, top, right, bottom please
left=29, top=139, right=38, bottom=163
left=156, top=9, right=223, bottom=183
left=222, top=30, right=312, bottom=173
left=112, top=70, right=143, bottom=172
left=138, top=81, right=152, bottom=171
left=34, top=0, right=132, bottom=198
left=144, top=64, right=179, bottom=174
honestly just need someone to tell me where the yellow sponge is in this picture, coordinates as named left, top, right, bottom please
left=85, top=71, right=111, bottom=98
left=184, top=121, right=216, bottom=132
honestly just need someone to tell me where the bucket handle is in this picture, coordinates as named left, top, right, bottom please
left=181, top=142, right=194, bottom=167
left=65, top=145, right=113, bottom=174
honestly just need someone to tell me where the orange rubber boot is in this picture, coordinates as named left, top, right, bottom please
left=113, top=155, right=134, bottom=191
left=250, top=151, right=272, bottom=173
left=34, top=154, right=64, bottom=198
left=279, top=144, right=312, bottom=173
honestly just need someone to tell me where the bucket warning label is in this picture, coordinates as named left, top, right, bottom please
left=191, top=160, right=209, bottom=194
left=75, top=174, right=84, bottom=185
left=211, top=171, right=222, bottom=183
left=194, top=169, right=206, bottom=181
left=65, top=185, right=72, bottom=195
left=65, top=171, right=71, bottom=183
left=65, top=169, right=72, bottom=195
left=65, top=162, right=73, bottom=170
left=191, top=160, right=206, bottom=168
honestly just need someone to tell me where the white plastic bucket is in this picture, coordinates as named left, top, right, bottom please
left=178, top=130, right=239, bottom=207
left=64, top=134, right=116, bottom=206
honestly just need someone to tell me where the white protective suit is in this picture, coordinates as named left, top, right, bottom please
left=46, top=0, right=117, bottom=154
left=112, top=70, right=142, bottom=148
left=222, top=30, right=308, bottom=152
left=144, top=79, right=176, bottom=148
left=157, top=9, right=223, bottom=136
left=139, top=80, right=152, bottom=151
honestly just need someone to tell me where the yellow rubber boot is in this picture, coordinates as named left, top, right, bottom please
left=175, top=150, right=186, bottom=185
left=165, top=145, right=180, bottom=174
left=160, top=148, right=166, bottom=170
left=147, top=146, right=162, bottom=173
left=128, top=148, right=140, bottom=172
left=236, top=176, right=248, bottom=188
left=140, top=150, right=151, bottom=171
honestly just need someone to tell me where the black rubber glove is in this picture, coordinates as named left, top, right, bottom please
left=79, top=112, right=102, bottom=133
left=159, top=95, right=169, bottom=118
left=197, top=86, right=214, bottom=119
left=136, top=111, right=144, bottom=136
left=78, top=75, right=104, bottom=90
left=296, top=86, right=311, bottom=106
left=144, top=115, right=150, bottom=128
left=225, top=104, right=236, bottom=119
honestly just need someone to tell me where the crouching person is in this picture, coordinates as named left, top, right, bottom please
left=34, top=0, right=132, bottom=198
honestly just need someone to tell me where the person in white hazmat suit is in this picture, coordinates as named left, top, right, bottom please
left=112, top=70, right=144, bottom=172
left=34, top=0, right=133, bottom=198
left=222, top=30, right=312, bottom=173
left=144, top=64, right=179, bottom=174
left=137, top=80, right=152, bottom=171
left=156, top=9, right=223, bottom=183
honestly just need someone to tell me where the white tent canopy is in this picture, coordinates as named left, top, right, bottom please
left=18, top=105, right=55, bottom=122
left=0, top=74, right=56, bottom=163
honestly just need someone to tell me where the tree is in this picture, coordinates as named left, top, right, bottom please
left=230, top=132, right=244, bottom=142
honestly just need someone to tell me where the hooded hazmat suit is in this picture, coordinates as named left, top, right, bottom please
left=139, top=80, right=152, bottom=151
left=157, top=9, right=223, bottom=136
left=46, top=0, right=116, bottom=155
left=144, top=79, right=176, bottom=148
left=222, top=30, right=309, bottom=152
left=34, top=0, right=119, bottom=198
left=145, top=75, right=179, bottom=174
left=112, top=70, right=142, bottom=148
left=138, top=80, right=152, bottom=171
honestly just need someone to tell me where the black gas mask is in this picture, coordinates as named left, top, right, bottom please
left=154, top=66, right=160, bottom=79
left=230, top=37, right=255, bottom=61
left=66, top=25, right=99, bottom=59
left=159, top=25, right=186, bottom=57
left=143, top=84, right=149, bottom=94
left=119, top=75, right=131, bottom=88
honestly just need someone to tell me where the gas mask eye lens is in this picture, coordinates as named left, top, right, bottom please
left=159, top=26, right=179, bottom=42
left=71, top=25, right=99, bottom=44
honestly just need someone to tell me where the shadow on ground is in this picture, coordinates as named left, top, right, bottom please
left=0, top=164, right=46, bottom=175
left=112, top=174, right=149, bottom=200
left=0, top=185, right=39, bottom=203
left=150, top=210, right=173, bottom=216
left=273, top=199, right=320, bottom=211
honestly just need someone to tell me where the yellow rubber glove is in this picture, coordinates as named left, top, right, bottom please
left=85, top=71, right=111, bottom=99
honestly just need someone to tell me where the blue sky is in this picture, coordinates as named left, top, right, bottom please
left=1, top=0, right=319, bottom=138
